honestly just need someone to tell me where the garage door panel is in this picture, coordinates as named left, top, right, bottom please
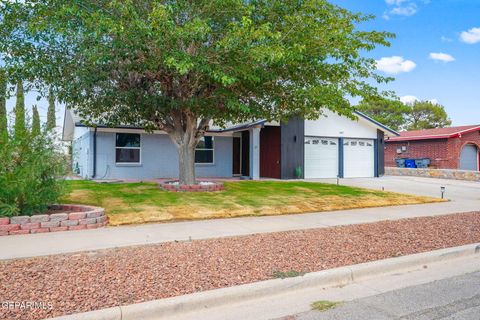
left=460, top=145, right=478, bottom=171
left=305, top=137, right=339, bottom=179
left=344, top=139, right=375, bottom=178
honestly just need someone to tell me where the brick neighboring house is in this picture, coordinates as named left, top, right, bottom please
left=385, top=125, right=480, bottom=171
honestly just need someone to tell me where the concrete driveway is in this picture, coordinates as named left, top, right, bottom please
left=308, top=175, right=480, bottom=202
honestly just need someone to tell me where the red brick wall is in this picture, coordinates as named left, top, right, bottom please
left=385, top=130, right=480, bottom=169
left=385, top=139, right=450, bottom=168
left=447, top=130, right=480, bottom=169
left=385, top=131, right=480, bottom=169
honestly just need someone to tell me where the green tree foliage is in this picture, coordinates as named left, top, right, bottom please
left=407, top=101, right=452, bottom=130
left=0, top=69, right=7, bottom=143
left=356, top=97, right=410, bottom=131
left=31, top=105, right=41, bottom=136
left=358, top=98, right=452, bottom=132
left=14, top=80, right=26, bottom=139
left=46, top=88, right=56, bottom=131
left=0, top=121, right=66, bottom=216
left=0, top=0, right=394, bottom=184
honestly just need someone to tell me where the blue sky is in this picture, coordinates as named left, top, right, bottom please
left=331, top=0, right=480, bottom=125
left=5, top=0, right=480, bottom=129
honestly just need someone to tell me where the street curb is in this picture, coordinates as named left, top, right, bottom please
left=49, top=243, right=480, bottom=320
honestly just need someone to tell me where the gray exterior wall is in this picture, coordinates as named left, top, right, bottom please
left=377, top=129, right=385, bottom=176
left=93, top=132, right=233, bottom=180
left=72, top=131, right=92, bottom=179
left=280, top=118, right=305, bottom=179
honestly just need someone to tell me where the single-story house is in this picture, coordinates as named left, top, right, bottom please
left=63, top=109, right=398, bottom=180
left=385, top=125, right=480, bottom=171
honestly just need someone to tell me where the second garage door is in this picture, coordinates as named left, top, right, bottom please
left=344, top=139, right=375, bottom=178
left=304, top=137, right=339, bottom=178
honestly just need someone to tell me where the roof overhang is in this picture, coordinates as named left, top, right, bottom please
left=353, top=111, right=400, bottom=137
left=387, top=125, right=480, bottom=142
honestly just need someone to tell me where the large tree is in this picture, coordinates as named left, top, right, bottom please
left=0, top=0, right=393, bottom=184
left=13, top=80, right=26, bottom=139
left=31, top=105, right=41, bottom=136
left=407, top=101, right=452, bottom=130
left=46, top=89, right=56, bottom=131
left=0, top=69, right=7, bottom=142
left=356, top=96, right=410, bottom=131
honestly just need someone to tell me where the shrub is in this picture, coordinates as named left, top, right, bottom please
left=0, top=129, right=67, bottom=216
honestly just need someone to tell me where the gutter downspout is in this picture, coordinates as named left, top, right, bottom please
left=92, top=127, right=97, bottom=179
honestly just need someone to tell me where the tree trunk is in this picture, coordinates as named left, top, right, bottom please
left=177, top=140, right=196, bottom=185
left=165, top=111, right=210, bottom=185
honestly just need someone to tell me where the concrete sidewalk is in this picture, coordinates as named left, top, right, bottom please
left=1, top=198, right=478, bottom=260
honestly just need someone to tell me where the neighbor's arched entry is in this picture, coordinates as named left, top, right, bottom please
left=459, top=144, right=479, bottom=171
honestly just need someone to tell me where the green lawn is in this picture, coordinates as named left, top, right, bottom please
left=62, top=180, right=443, bottom=226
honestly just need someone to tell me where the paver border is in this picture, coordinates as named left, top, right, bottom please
left=0, top=205, right=107, bottom=236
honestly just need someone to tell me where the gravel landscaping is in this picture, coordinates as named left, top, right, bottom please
left=1, top=212, right=480, bottom=320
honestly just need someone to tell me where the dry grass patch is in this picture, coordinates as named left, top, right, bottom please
left=62, top=180, right=444, bottom=226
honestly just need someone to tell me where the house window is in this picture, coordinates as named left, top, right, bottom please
left=116, top=133, right=141, bottom=164
left=195, top=136, right=214, bottom=164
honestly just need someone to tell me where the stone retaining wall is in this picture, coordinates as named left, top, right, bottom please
left=385, top=167, right=480, bottom=182
left=0, top=204, right=107, bottom=236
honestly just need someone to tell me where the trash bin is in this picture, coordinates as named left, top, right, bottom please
left=395, top=158, right=406, bottom=168
left=415, top=158, right=430, bottom=168
left=405, top=159, right=417, bottom=168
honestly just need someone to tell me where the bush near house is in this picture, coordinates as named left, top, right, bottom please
left=0, top=130, right=67, bottom=217
left=0, top=75, right=67, bottom=217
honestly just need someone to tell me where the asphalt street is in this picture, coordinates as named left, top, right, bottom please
left=290, top=271, right=480, bottom=320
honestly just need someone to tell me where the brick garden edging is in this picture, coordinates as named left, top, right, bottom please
left=0, top=205, right=107, bottom=236
left=160, top=181, right=225, bottom=192
left=386, top=167, right=480, bottom=182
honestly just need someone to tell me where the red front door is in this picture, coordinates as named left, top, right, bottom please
left=260, top=126, right=281, bottom=179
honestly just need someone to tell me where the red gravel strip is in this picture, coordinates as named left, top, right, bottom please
left=1, top=212, right=480, bottom=320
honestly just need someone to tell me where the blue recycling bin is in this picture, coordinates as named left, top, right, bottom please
left=405, top=159, right=417, bottom=168
left=415, top=158, right=431, bottom=168
left=395, top=158, right=406, bottom=168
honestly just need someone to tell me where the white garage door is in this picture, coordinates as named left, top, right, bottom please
left=344, top=139, right=375, bottom=178
left=305, top=137, right=339, bottom=178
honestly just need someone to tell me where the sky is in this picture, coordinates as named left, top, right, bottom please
left=4, top=0, right=480, bottom=129
left=331, top=0, right=480, bottom=125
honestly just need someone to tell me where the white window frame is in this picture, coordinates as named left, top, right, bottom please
left=115, top=133, right=142, bottom=165
left=195, top=136, right=215, bottom=165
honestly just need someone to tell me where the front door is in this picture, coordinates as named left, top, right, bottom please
left=260, top=126, right=281, bottom=179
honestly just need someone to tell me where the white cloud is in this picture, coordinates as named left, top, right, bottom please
left=400, top=96, right=439, bottom=105
left=429, top=52, right=455, bottom=62
left=376, top=56, right=417, bottom=74
left=385, top=0, right=408, bottom=4
left=390, top=3, right=417, bottom=16
left=400, top=95, right=419, bottom=105
left=441, top=36, right=453, bottom=43
left=460, top=27, right=480, bottom=44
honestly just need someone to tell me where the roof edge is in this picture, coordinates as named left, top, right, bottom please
left=75, top=120, right=267, bottom=133
left=388, top=125, right=480, bottom=142
left=354, top=111, right=400, bottom=136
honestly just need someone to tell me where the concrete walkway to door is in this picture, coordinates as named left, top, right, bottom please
left=0, top=176, right=479, bottom=261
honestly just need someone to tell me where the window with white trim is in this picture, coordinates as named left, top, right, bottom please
left=115, top=133, right=141, bottom=164
left=195, top=136, right=214, bottom=164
